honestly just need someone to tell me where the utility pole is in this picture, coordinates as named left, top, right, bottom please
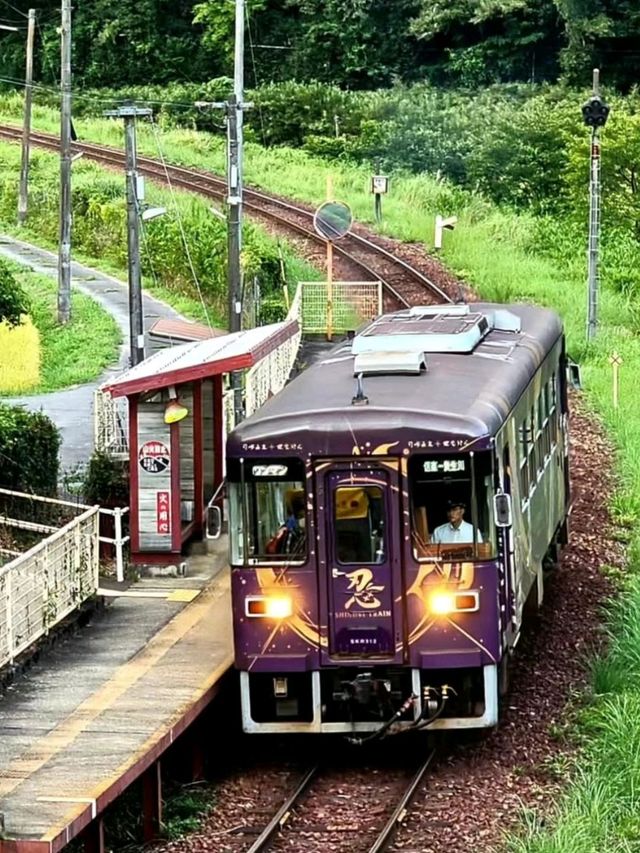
left=193, top=0, right=247, bottom=424
left=581, top=69, right=610, bottom=342
left=103, top=106, right=152, bottom=367
left=17, top=8, right=35, bottom=226
left=57, top=0, right=72, bottom=324
left=229, top=0, right=245, bottom=426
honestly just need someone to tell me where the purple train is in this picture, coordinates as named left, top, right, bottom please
left=225, top=303, right=570, bottom=736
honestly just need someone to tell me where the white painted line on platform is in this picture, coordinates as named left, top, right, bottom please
left=38, top=796, right=97, bottom=819
left=98, top=587, right=200, bottom=602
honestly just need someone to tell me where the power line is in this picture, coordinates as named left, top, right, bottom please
left=148, top=117, right=213, bottom=331
left=0, top=0, right=27, bottom=18
left=245, top=4, right=267, bottom=147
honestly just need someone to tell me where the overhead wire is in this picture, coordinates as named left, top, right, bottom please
left=148, top=115, right=213, bottom=331
left=244, top=3, right=268, bottom=147
left=138, top=215, right=180, bottom=349
left=35, top=13, right=61, bottom=89
left=0, top=0, right=27, bottom=18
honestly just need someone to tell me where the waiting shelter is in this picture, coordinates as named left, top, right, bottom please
left=102, top=320, right=298, bottom=567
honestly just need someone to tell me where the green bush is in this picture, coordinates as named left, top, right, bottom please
left=83, top=450, right=129, bottom=506
left=0, top=404, right=60, bottom=495
left=0, top=258, right=28, bottom=326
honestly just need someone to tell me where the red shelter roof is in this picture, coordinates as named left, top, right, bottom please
left=102, top=320, right=298, bottom=399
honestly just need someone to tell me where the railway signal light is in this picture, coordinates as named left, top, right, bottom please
left=582, top=95, right=610, bottom=128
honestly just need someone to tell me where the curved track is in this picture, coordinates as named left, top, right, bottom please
left=0, top=124, right=454, bottom=310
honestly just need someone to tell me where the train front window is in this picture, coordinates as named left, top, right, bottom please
left=333, top=485, right=385, bottom=564
left=409, top=452, right=497, bottom=560
left=227, top=458, right=306, bottom=564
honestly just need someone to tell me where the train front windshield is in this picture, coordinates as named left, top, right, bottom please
left=409, top=452, right=497, bottom=560
left=227, top=458, right=307, bottom=564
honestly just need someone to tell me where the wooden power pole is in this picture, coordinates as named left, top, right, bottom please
left=103, top=105, right=152, bottom=367
left=17, top=8, right=35, bottom=225
left=57, top=0, right=72, bottom=324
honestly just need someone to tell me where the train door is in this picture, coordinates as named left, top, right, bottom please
left=499, top=444, right=519, bottom=638
left=315, top=462, right=405, bottom=665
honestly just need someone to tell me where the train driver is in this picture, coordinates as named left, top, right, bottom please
left=430, top=500, right=482, bottom=545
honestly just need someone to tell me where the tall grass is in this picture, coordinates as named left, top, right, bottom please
left=0, top=266, right=121, bottom=395
left=0, top=317, right=39, bottom=393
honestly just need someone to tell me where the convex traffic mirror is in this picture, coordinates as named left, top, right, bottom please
left=313, top=201, right=353, bottom=241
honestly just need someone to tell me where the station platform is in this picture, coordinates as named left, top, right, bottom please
left=0, top=550, right=233, bottom=852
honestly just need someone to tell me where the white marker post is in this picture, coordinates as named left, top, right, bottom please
left=434, top=215, right=458, bottom=250
left=609, top=351, right=622, bottom=410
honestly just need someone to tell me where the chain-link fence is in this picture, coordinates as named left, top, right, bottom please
left=301, top=281, right=382, bottom=335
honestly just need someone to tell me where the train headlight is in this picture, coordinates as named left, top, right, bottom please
left=429, top=591, right=456, bottom=615
left=245, top=595, right=293, bottom=619
left=427, top=590, right=479, bottom=615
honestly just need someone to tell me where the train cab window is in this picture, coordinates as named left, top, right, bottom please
left=227, top=458, right=307, bottom=564
left=409, top=453, right=497, bottom=561
left=333, top=486, right=385, bottom=564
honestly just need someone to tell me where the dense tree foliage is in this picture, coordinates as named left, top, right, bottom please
left=0, top=0, right=218, bottom=88
left=0, top=0, right=637, bottom=91
left=410, top=0, right=563, bottom=85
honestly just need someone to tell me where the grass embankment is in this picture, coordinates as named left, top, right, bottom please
left=0, top=99, right=639, bottom=847
left=0, top=264, right=120, bottom=395
left=0, top=105, right=319, bottom=328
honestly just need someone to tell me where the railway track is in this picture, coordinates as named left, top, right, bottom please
left=0, top=124, right=455, bottom=310
left=242, top=749, right=436, bottom=853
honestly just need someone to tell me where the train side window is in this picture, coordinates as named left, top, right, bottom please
left=549, top=376, right=559, bottom=448
left=519, top=419, right=529, bottom=501
left=542, top=383, right=551, bottom=459
left=527, top=406, right=536, bottom=489
left=334, top=486, right=385, bottom=564
left=536, top=394, right=545, bottom=473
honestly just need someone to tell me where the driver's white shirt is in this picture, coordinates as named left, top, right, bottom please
left=431, top=520, right=482, bottom=544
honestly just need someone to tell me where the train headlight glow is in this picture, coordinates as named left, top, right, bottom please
left=245, top=595, right=293, bottom=619
left=429, top=591, right=456, bottom=615
left=427, top=590, right=480, bottom=615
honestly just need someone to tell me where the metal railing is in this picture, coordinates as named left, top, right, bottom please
left=243, top=282, right=302, bottom=418
left=0, top=486, right=130, bottom=582
left=94, top=390, right=128, bottom=457
left=0, top=505, right=100, bottom=670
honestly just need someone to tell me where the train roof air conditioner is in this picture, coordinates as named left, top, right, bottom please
left=351, top=305, right=520, bottom=359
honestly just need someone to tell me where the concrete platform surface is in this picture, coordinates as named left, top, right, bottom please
left=0, top=564, right=233, bottom=851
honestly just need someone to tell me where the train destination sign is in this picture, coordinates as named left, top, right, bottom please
left=423, top=458, right=467, bottom=474
left=139, top=440, right=171, bottom=474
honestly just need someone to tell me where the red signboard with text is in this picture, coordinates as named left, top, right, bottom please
left=156, top=490, right=171, bottom=535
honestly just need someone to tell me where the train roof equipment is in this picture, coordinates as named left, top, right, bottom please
left=227, top=302, right=563, bottom=449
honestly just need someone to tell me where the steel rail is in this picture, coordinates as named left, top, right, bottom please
left=367, top=748, right=436, bottom=853
left=245, top=764, right=319, bottom=853
left=0, top=124, right=452, bottom=308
